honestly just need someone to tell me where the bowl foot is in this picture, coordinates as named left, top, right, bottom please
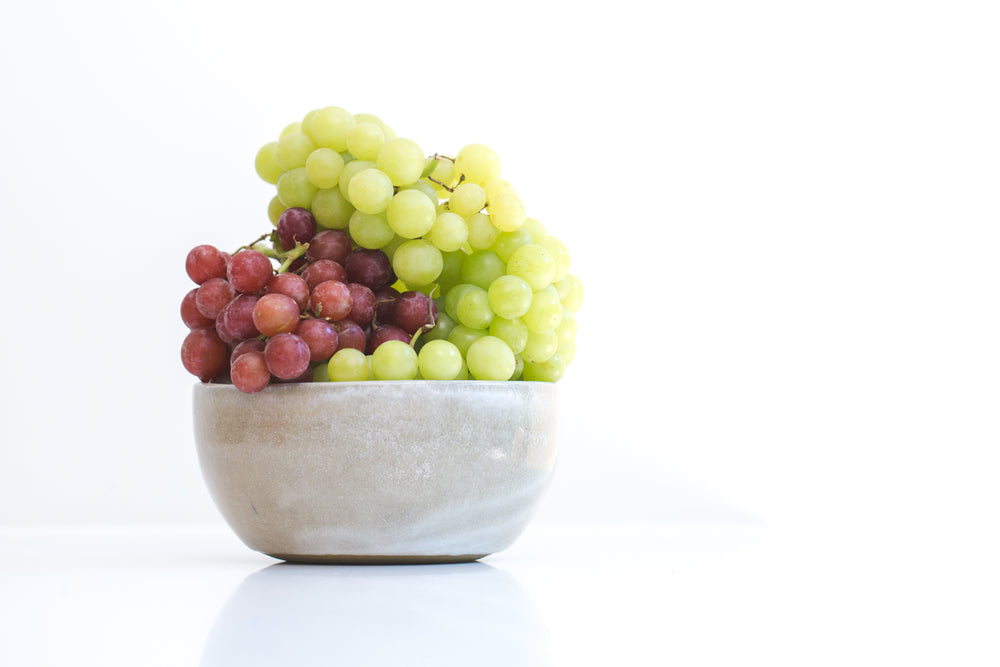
left=265, top=552, right=489, bottom=565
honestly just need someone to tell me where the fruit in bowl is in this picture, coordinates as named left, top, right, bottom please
left=182, top=106, right=582, bottom=561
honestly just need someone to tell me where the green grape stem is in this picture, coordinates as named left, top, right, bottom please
left=277, top=242, right=309, bottom=273
left=428, top=170, right=465, bottom=193
left=235, top=232, right=274, bottom=256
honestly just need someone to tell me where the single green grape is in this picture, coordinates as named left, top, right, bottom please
left=381, top=235, right=406, bottom=262
left=427, top=157, right=457, bottom=191
left=483, top=178, right=517, bottom=205
left=444, top=284, right=478, bottom=321
left=437, top=251, right=465, bottom=294
left=466, top=212, right=501, bottom=250
left=466, top=335, right=516, bottom=381
left=521, top=217, right=548, bottom=243
left=312, top=363, right=330, bottom=382
left=280, top=121, right=302, bottom=138
left=523, top=285, right=563, bottom=333
left=538, top=236, right=571, bottom=282
left=267, top=195, right=287, bottom=226
left=507, top=243, right=556, bottom=291
left=488, top=316, right=528, bottom=355
left=555, top=309, right=577, bottom=347
left=401, top=180, right=438, bottom=205
left=328, top=348, right=369, bottom=381
left=487, top=275, right=533, bottom=320
left=461, top=250, right=506, bottom=290
left=422, top=311, right=457, bottom=343
left=560, top=274, right=584, bottom=312
left=255, top=142, right=282, bottom=184
left=338, top=160, right=377, bottom=200
left=348, top=168, right=394, bottom=214
left=300, top=109, right=320, bottom=139
left=449, top=182, right=487, bottom=218
left=522, top=352, right=565, bottom=382
left=492, top=229, right=533, bottom=263
left=277, top=167, right=319, bottom=208
left=386, top=189, right=437, bottom=239
left=371, top=340, right=418, bottom=380
left=305, top=148, right=345, bottom=189
left=349, top=209, right=395, bottom=249
left=521, top=329, right=558, bottom=363
left=456, top=287, right=494, bottom=330
left=392, top=239, right=443, bottom=287
left=346, top=122, right=385, bottom=161
left=488, top=192, right=526, bottom=232
left=276, top=132, right=317, bottom=171
left=559, top=337, right=576, bottom=365
left=417, top=339, right=463, bottom=380
left=311, top=106, right=356, bottom=152
left=454, top=144, right=501, bottom=185
left=447, top=324, right=487, bottom=355
left=353, top=112, right=383, bottom=125
left=428, top=212, right=469, bottom=253
left=377, top=137, right=424, bottom=186
left=310, top=188, right=355, bottom=229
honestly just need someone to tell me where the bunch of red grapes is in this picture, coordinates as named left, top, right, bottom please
left=180, top=207, right=437, bottom=393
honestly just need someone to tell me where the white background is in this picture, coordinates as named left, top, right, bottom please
left=1, top=0, right=998, bottom=599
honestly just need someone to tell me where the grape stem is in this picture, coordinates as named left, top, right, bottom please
left=428, top=172, right=465, bottom=193
left=277, top=242, right=309, bottom=274
left=235, top=233, right=273, bottom=256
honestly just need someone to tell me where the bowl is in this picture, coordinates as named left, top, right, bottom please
left=193, top=381, right=560, bottom=563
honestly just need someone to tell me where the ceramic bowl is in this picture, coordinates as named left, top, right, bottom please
left=193, top=381, right=559, bottom=563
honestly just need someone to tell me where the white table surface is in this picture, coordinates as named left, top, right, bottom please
left=1, top=519, right=995, bottom=666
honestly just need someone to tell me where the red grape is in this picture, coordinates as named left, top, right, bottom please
left=367, top=324, right=411, bottom=354
left=252, top=293, right=301, bottom=337
left=231, top=351, right=271, bottom=393
left=276, top=207, right=317, bottom=251
left=302, top=259, right=347, bottom=290
left=227, top=249, right=274, bottom=294
left=345, top=248, right=394, bottom=291
left=231, top=338, right=266, bottom=365
left=310, top=280, right=353, bottom=321
left=186, top=245, right=228, bottom=285
left=195, top=278, right=236, bottom=319
left=393, top=290, right=438, bottom=335
left=296, top=318, right=339, bottom=362
left=332, top=320, right=366, bottom=352
left=307, top=229, right=353, bottom=265
left=346, top=283, right=376, bottom=325
left=181, top=328, right=228, bottom=381
left=266, top=272, right=310, bottom=311
left=181, top=288, right=215, bottom=329
left=374, top=286, right=400, bottom=325
left=218, top=294, right=260, bottom=342
left=264, top=333, right=311, bottom=380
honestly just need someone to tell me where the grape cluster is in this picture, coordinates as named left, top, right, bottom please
left=180, top=106, right=583, bottom=392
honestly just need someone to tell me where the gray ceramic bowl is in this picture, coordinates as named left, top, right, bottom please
left=193, top=381, right=559, bottom=563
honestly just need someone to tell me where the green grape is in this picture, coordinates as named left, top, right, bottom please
left=338, top=159, right=377, bottom=199
left=456, top=287, right=494, bottom=330
left=267, top=195, right=287, bottom=226
left=560, top=274, right=584, bottom=312
left=444, top=283, right=477, bottom=321
left=523, top=285, right=563, bottom=333
left=305, top=148, right=345, bottom=189
left=381, top=235, right=406, bottom=262
left=559, top=338, right=576, bottom=364
left=402, top=180, right=438, bottom=205
left=555, top=308, right=577, bottom=347
left=488, top=316, right=528, bottom=355
left=538, top=236, right=571, bottom=282
left=386, top=189, right=436, bottom=239
left=447, top=325, right=486, bottom=355
left=277, top=167, right=319, bottom=208
left=454, top=144, right=501, bottom=185
left=310, top=188, right=355, bottom=229
left=492, top=229, right=533, bottom=263
left=521, top=217, right=548, bottom=243
left=489, top=192, right=526, bottom=232
left=311, top=106, right=356, bottom=152
left=461, top=250, right=505, bottom=290
left=371, top=340, right=418, bottom=380
left=428, top=212, right=468, bottom=252
left=255, top=142, right=282, bottom=184
left=417, top=339, right=463, bottom=380
left=521, top=329, right=558, bottom=363
left=377, top=137, right=424, bottom=186
left=328, top=348, right=369, bottom=382
left=522, top=352, right=565, bottom=383
left=507, top=244, right=556, bottom=291
left=353, top=112, right=383, bottom=125
left=349, top=209, right=395, bottom=249
left=483, top=178, right=517, bottom=205
left=300, top=109, right=320, bottom=139
left=276, top=132, right=316, bottom=170
left=423, top=311, right=457, bottom=343
left=380, top=124, right=397, bottom=140
left=437, top=252, right=466, bottom=294
left=348, top=168, right=394, bottom=214
left=466, top=335, right=516, bottom=381
left=312, top=363, right=330, bottom=382
left=487, top=275, right=533, bottom=319
left=466, top=212, right=501, bottom=250
left=449, top=182, right=487, bottom=217
left=427, top=157, right=457, bottom=192
left=346, top=122, right=385, bottom=161
left=392, top=239, right=443, bottom=287
left=280, top=121, right=302, bottom=138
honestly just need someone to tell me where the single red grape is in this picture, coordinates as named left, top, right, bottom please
left=266, top=272, right=310, bottom=311
left=186, top=245, right=228, bottom=285
left=393, top=290, right=438, bottom=335
left=181, top=328, right=228, bottom=381
left=231, top=338, right=266, bottom=366
left=373, top=286, right=400, bottom=325
left=345, top=283, right=376, bottom=325
left=227, top=249, right=274, bottom=294
left=332, top=320, right=366, bottom=353
left=302, top=259, right=348, bottom=290
left=307, top=229, right=353, bottom=265
left=231, top=351, right=271, bottom=393
left=252, top=293, right=301, bottom=337
left=264, top=333, right=311, bottom=380
left=345, top=248, right=394, bottom=291
left=218, top=294, right=260, bottom=342
left=310, top=280, right=353, bottom=321
left=181, top=288, right=215, bottom=329
left=276, top=207, right=317, bottom=251
left=296, top=318, right=339, bottom=362
left=195, top=278, right=236, bottom=320
left=367, top=324, right=411, bottom=354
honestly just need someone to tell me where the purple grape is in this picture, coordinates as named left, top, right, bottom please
left=346, top=283, right=376, bottom=325
left=307, top=229, right=353, bottom=265
left=332, top=320, right=366, bottom=353
left=276, top=207, right=317, bottom=251
left=296, top=318, right=339, bottom=362
left=393, top=291, right=438, bottom=335
left=218, top=294, right=260, bottom=342
left=302, top=259, right=348, bottom=290
left=345, top=249, right=394, bottom=291
left=367, top=324, right=411, bottom=354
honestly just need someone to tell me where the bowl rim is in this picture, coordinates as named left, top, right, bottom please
left=193, top=380, right=559, bottom=391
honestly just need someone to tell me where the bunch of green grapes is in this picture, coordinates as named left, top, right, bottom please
left=253, top=106, right=582, bottom=382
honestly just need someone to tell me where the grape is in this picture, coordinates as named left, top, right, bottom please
left=227, top=249, right=274, bottom=294
left=310, top=280, right=353, bottom=321
left=521, top=329, right=558, bottom=363
left=488, top=316, right=528, bottom=355
left=264, top=333, right=311, bottom=380
left=392, top=239, right=443, bottom=287
left=422, top=311, right=456, bottom=343
left=367, top=324, right=411, bottom=354
left=276, top=132, right=316, bottom=170
left=311, top=106, right=356, bottom=152
left=231, top=351, right=271, bottom=394
left=455, top=287, right=494, bottom=330
left=449, top=182, right=487, bottom=218
left=522, top=285, right=563, bottom=333
left=345, top=283, right=377, bottom=325
left=345, top=248, right=395, bottom=291
left=301, top=108, right=320, bottom=138
left=276, top=207, right=317, bottom=251
left=348, top=168, right=394, bottom=214
left=310, top=188, right=355, bottom=230
left=466, top=336, right=516, bottom=381
left=306, top=229, right=353, bottom=265
left=376, top=137, right=424, bottom=186
left=483, top=178, right=517, bottom=206
left=417, top=340, right=463, bottom=380
left=296, top=318, right=339, bottom=362
left=346, top=122, right=385, bottom=161
left=332, top=319, right=366, bottom=353
left=266, top=272, right=310, bottom=311
left=489, top=193, right=526, bottom=232
left=254, top=142, right=282, bottom=184
left=428, top=212, right=468, bottom=252
left=186, top=245, right=228, bottom=285
left=371, top=340, right=418, bottom=380
left=218, top=294, right=261, bottom=342
left=444, top=283, right=477, bottom=321
left=252, top=293, right=301, bottom=337
left=555, top=309, right=577, bottom=347
left=492, top=229, right=533, bottom=263
left=466, top=212, right=500, bottom=250
left=447, top=325, right=487, bottom=355
left=328, top=347, right=369, bottom=382
left=214, top=314, right=239, bottom=346
left=487, top=275, right=533, bottom=320
left=507, top=243, right=555, bottom=291
left=349, top=209, right=395, bottom=249
left=195, top=278, right=236, bottom=320
left=302, top=259, right=348, bottom=290
left=426, top=156, right=457, bottom=191
left=181, top=288, right=215, bottom=329
left=393, top=291, right=438, bottom=335
left=230, top=338, right=266, bottom=365
left=559, top=274, right=584, bottom=312
left=305, top=147, right=345, bottom=189
left=373, top=285, right=401, bottom=324
left=559, top=338, right=577, bottom=364
left=538, top=236, right=570, bottom=282
left=313, top=363, right=331, bottom=382
left=386, top=189, right=436, bottom=239
left=380, top=235, right=406, bottom=262
left=181, top=328, right=228, bottom=382
left=522, top=352, right=565, bottom=383
left=521, top=217, right=547, bottom=243
left=437, top=251, right=465, bottom=294
left=402, top=180, right=438, bottom=205
left=267, top=196, right=287, bottom=226
left=277, top=167, right=319, bottom=209
left=454, top=144, right=501, bottom=185
left=280, top=121, right=302, bottom=138
left=461, top=250, right=505, bottom=290
left=338, top=159, right=377, bottom=200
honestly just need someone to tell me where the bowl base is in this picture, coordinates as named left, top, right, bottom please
left=265, top=552, right=489, bottom=565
